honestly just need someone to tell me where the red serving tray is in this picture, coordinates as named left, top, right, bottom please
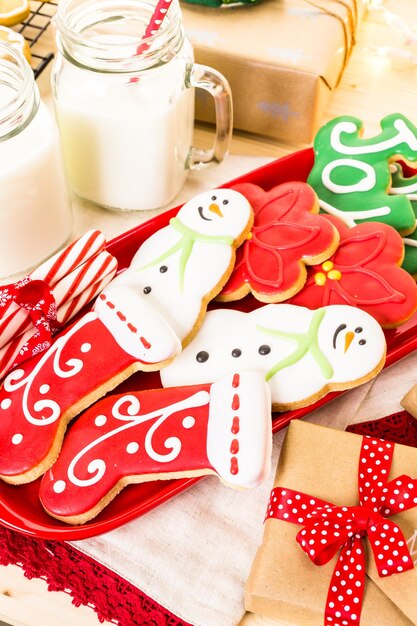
left=2, top=147, right=417, bottom=540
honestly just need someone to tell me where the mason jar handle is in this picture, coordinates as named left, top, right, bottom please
left=186, top=63, right=233, bottom=170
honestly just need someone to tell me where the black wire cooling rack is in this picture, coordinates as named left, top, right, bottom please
left=16, top=0, right=57, bottom=78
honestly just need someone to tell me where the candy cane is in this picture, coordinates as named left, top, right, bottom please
left=0, top=231, right=107, bottom=346
left=0, top=258, right=118, bottom=379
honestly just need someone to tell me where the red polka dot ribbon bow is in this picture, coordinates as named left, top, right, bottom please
left=0, top=278, right=58, bottom=367
left=266, top=435, right=417, bottom=626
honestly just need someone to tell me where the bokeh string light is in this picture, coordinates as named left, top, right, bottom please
left=366, top=0, right=417, bottom=68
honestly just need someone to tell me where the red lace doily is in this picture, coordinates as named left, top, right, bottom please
left=346, top=410, right=417, bottom=446
left=0, top=411, right=416, bottom=625
left=0, top=525, right=190, bottom=625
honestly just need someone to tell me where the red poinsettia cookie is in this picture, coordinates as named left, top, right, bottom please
left=289, top=214, right=417, bottom=328
left=218, top=182, right=339, bottom=303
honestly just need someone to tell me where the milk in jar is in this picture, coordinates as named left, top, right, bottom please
left=53, top=0, right=233, bottom=212
left=0, top=43, right=72, bottom=278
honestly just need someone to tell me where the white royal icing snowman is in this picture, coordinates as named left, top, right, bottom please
left=160, top=304, right=387, bottom=410
left=103, top=188, right=253, bottom=344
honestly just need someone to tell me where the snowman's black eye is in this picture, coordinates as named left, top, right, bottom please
left=143, top=286, right=152, bottom=295
left=223, top=199, right=229, bottom=205
left=258, top=345, right=271, bottom=355
left=231, top=348, right=242, bottom=358
left=196, top=351, right=209, bottom=363
left=211, top=195, right=217, bottom=201
left=355, top=327, right=363, bottom=333
left=159, top=265, right=168, bottom=273
left=359, top=339, right=366, bottom=345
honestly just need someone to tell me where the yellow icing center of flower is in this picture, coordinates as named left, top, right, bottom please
left=314, top=261, right=342, bottom=285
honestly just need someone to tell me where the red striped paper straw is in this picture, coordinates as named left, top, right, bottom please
left=135, top=0, right=173, bottom=55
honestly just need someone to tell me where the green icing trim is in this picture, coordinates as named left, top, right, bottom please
left=137, top=217, right=234, bottom=291
left=257, top=308, right=334, bottom=382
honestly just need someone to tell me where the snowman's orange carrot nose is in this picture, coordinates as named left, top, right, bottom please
left=209, top=203, right=223, bottom=217
left=344, top=331, right=354, bottom=353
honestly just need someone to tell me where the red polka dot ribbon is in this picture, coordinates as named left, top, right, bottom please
left=266, top=435, right=417, bottom=626
left=0, top=278, right=58, bottom=367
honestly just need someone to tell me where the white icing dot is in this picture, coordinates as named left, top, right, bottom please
left=11, top=433, right=23, bottom=445
left=182, top=416, right=196, bottom=429
left=95, top=415, right=107, bottom=427
left=39, top=384, right=50, bottom=394
left=0, top=398, right=11, bottom=410
left=126, top=442, right=139, bottom=454
left=81, top=343, right=92, bottom=353
left=53, top=480, right=66, bottom=494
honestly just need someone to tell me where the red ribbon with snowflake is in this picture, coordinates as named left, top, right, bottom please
left=266, top=435, right=417, bottom=626
left=0, top=278, right=58, bottom=367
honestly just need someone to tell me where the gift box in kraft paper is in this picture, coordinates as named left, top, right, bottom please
left=182, top=0, right=366, bottom=143
left=245, top=420, right=417, bottom=625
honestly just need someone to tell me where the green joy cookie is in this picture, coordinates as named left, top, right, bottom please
left=390, top=162, right=417, bottom=277
left=308, top=113, right=417, bottom=235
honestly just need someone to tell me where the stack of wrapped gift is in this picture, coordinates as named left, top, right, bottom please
left=182, top=0, right=367, bottom=143
left=246, top=419, right=417, bottom=625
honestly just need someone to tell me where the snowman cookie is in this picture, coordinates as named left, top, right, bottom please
left=308, top=114, right=417, bottom=235
left=161, top=304, right=386, bottom=411
left=106, top=188, right=253, bottom=345
left=0, top=189, right=253, bottom=484
left=39, top=371, right=272, bottom=525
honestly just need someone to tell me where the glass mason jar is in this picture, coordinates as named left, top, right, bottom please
left=52, top=0, right=233, bottom=212
left=0, top=42, right=72, bottom=279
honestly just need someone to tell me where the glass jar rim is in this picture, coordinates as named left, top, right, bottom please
left=55, top=0, right=184, bottom=72
left=0, top=42, right=37, bottom=139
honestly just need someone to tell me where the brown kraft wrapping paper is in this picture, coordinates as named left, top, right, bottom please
left=245, top=420, right=417, bottom=625
left=182, top=0, right=366, bottom=143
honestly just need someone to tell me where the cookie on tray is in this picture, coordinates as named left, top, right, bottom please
left=0, top=189, right=253, bottom=485
left=307, top=113, right=417, bottom=235
left=39, top=371, right=272, bottom=525
left=161, top=303, right=386, bottom=412
left=288, top=214, right=417, bottom=328
left=218, top=182, right=339, bottom=303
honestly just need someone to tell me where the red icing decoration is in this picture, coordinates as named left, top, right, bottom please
left=231, top=417, right=240, bottom=434
left=232, top=373, right=240, bottom=388
left=140, top=336, right=151, bottom=349
left=219, top=182, right=338, bottom=302
left=289, top=215, right=417, bottom=328
left=230, top=438, right=239, bottom=454
left=230, top=457, right=239, bottom=475
left=232, top=394, right=240, bottom=411
left=127, top=323, right=137, bottom=333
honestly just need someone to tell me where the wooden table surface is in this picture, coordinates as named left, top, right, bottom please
left=1, top=1, right=417, bottom=624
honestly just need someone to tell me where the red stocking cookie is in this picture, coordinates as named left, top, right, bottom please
left=0, top=189, right=253, bottom=484
left=39, top=371, right=272, bottom=525
left=218, top=182, right=339, bottom=303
